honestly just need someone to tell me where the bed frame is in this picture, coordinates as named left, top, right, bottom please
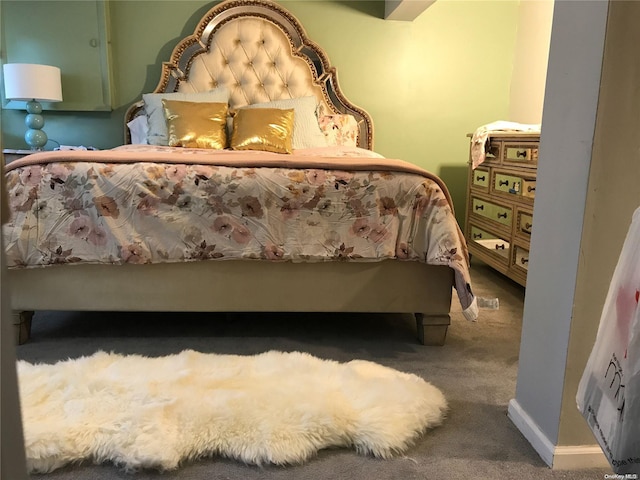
left=10, top=0, right=454, bottom=346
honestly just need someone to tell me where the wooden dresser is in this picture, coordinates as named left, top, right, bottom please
left=2, top=149, right=34, bottom=164
left=464, top=132, right=540, bottom=286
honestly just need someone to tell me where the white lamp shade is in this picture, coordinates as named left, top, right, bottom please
left=3, top=63, right=63, bottom=102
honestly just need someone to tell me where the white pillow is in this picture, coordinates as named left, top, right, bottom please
left=126, top=115, right=149, bottom=145
left=143, top=87, right=230, bottom=146
left=244, top=96, right=327, bottom=149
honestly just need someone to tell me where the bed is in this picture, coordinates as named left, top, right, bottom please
left=4, top=0, right=477, bottom=346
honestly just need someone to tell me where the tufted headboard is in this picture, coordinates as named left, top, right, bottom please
left=124, top=0, right=373, bottom=150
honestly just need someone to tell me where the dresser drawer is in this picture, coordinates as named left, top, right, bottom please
left=513, top=245, right=530, bottom=272
left=471, top=168, right=490, bottom=189
left=503, top=143, right=538, bottom=167
left=522, top=179, right=536, bottom=198
left=493, top=171, right=537, bottom=200
left=494, top=172, right=523, bottom=195
left=485, top=140, right=501, bottom=163
left=516, top=209, right=533, bottom=237
left=468, top=224, right=510, bottom=264
left=471, top=197, right=513, bottom=228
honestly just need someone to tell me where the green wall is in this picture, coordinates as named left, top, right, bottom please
left=1, top=0, right=518, bottom=223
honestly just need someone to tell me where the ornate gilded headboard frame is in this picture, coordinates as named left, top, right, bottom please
left=124, top=0, right=374, bottom=150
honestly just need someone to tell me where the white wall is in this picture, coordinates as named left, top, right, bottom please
left=508, top=0, right=611, bottom=469
left=508, top=0, right=554, bottom=124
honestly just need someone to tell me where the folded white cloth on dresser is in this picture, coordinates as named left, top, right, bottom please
left=471, top=121, right=541, bottom=169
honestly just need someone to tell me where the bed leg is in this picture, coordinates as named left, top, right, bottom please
left=12, top=311, right=33, bottom=345
left=415, top=313, right=449, bottom=346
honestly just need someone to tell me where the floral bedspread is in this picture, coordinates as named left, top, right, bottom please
left=3, top=145, right=476, bottom=319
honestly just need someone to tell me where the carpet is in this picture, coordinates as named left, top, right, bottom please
left=17, top=350, right=448, bottom=473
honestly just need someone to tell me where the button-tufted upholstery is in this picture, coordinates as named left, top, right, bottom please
left=125, top=0, right=373, bottom=149
left=179, top=18, right=327, bottom=112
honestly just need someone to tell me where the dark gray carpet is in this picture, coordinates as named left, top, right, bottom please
left=16, top=260, right=612, bottom=479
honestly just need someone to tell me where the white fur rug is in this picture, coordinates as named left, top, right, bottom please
left=17, top=350, right=447, bottom=473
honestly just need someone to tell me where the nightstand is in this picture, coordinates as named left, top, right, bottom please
left=3, top=149, right=35, bottom=164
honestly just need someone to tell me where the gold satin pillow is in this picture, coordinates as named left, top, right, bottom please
left=230, top=107, right=294, bottom=154
left=162, top=100, right=228, bottom=149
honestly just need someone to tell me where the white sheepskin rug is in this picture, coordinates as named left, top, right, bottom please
left=17, top=350, right=447, bottom=473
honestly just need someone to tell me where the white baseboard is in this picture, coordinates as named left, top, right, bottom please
left=507, top=399, right=610, bottom=470
left=507, top=399, right=555, bottom=466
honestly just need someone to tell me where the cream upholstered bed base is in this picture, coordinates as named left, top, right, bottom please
left=9, top=0, right=455, bottom=346
left=10, top=261, right=452, bottom=346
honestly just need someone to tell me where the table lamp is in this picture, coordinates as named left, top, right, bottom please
left=3, top=63, right=63, bottom=150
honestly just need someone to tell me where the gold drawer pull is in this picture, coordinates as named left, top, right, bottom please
left=520, top=257, right=529, bottom=265
left=497, top=212, right=508, bottom=219
left=495, top=244, right=506, bottom=250
left=525, top=222, right=532, bottom=230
